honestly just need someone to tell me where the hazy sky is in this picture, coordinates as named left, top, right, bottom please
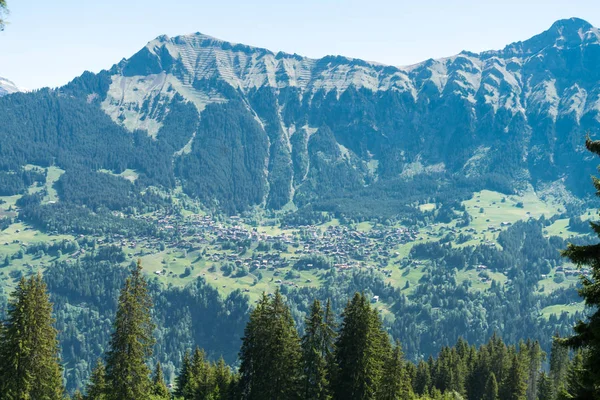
left=1, top=0, right=599, bottom=90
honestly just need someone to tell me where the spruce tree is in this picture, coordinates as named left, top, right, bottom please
left=558, top=350, right=592, bottom=400
left=301, top=299, right=331, bottom=400
left=483, top=373, right=499, bottom=400
left=186, top=347, right=211, bottom=399
left=175, top=350, right=192, bottom=398
left=323, top=298, right=338, bottom=389
left=85, top=360, right=107, bottom=400
left=414, top=360, right=432, bottom=396
left=0, top=273, right=65, bottom=399
left=537, top=371, right=554, bottom=400
left=502, top=353, right=527, bottom=400
left=332, top=292, right=390, bottom=400
left=561, top=135, right=600, bottom=397
left=378, top=340, right=413, bottom=400
left=524, top=340, right=544, bottom=400
left=213, top=357, right=232, bottom=399
left=239, top=290, right=302, bottom=400
left=152, top=362, right=170, bottom=399
left=104, top=260, right=156, bottom=400
left=549, top=334, right=569, bottom=396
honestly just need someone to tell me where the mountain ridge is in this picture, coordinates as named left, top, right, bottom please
left=2, top=18, right=599, bottom=214
left=86, top=17, right=600, bottom=213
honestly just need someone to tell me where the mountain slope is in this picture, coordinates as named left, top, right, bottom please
left=3, top=18, right=600, bottom=214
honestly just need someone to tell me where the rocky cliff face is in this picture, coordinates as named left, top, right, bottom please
left=59, top=18, right=600, bottom=212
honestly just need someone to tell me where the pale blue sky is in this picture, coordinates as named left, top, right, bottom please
left=1, top=0, right=599, bottom=89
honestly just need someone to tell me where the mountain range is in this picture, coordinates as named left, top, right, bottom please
left=2, top=17, right=600, bottom=214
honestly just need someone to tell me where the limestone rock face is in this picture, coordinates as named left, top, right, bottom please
left=9, top=18, right=600, bottom=212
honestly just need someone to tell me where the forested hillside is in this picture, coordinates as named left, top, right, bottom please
left=1, top=263, right=598, bottom=399
left=1, top=15, right=600, bottom=398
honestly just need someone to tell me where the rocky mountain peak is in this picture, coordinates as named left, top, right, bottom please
left=500, top=17, right=599, bottom=57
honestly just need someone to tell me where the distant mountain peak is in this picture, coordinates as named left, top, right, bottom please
left=500, top=17, right=599, bottom=56
left=0, top=77, right=21, bottom=96
left=549, top=17, right=593, bottom=32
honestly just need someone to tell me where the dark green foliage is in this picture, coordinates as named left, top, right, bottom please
left=44, top=258, right=250, bottom=392
left=239, top=290, right=302, bottom=400
left=502, top=353, right=527, bottom=400
left=0, top=168, right=46, bottom=196
left=550, top=335, right=570, bottom=396
left=379, top=341, right=414, bottom=400
left=537, top=372, right=554, bottom=400
left=0, top=273, right=65, bottom=399
left=156, top=94, right=199, bottom=152
left=84, top=360, right=107, bottom=400
left=332, top=292, right=390, bottom=399
left=561, top=136, right=600, bottom=398
left=176, top=100, right=269, bottom=214
left=175, top=350, right=192, bottom=398
left=301, top=299, right=334, bottom=400
left=18, top=197, right=158, bottom=236
left=557, top=350, right=593, bottom=400
left=152, top=362, right=170, bottom=399
left=483, top=373, right=498, bottom=400
left=248, top=87, right=294, bottom=209
left=104, top=260, right=156, bottom=400
left=0, top=90, right=171, bottom=184
left=55, top=169, right=166, bottom=212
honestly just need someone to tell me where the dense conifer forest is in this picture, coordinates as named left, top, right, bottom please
left=0, top=259, right=598, bottom=399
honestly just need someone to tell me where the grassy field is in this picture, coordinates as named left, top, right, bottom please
left=540, top=302, right=586, bottom=319
left=0, top=181, right=593, bottom=321
left=99, top=168, right=139, bottom=183
left=25, top=165, right=65, bottom=204
left=465, top=190, right=559, bottom=230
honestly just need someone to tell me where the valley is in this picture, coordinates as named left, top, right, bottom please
left=0, top=172, right=590, bottom=318
left=0, top=15, right=599, bottom=394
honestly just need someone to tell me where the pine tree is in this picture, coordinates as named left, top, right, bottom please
left=0, top=273, right=65, bottom=399
left=483, top=373, right=499, bottom=400
left=85, top=360, right=107, bottom=400
left=152, top=362, right=170, bottom=399
left=378, top=340, right=414, bottom=400
left=104, top=260, right=156, bottom=400
left=301, top=299, right=331, bottom=400
left=239, top=290, right=302, bottom=400
left=332, top=292, right=390, bottom=400
left=561, top=135, right=600, bottom=398
left=175, top=350, right=192, bottom=398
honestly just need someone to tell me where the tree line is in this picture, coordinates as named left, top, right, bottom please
left=0, top=259, right=598, bottom=399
